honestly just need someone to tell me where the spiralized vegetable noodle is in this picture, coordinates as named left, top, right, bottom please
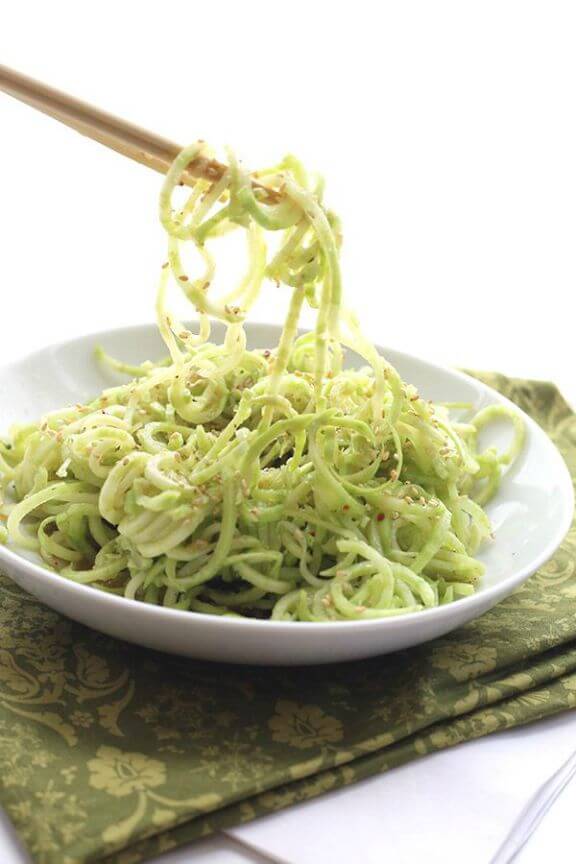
left=0, top=143, right=524, bottom=621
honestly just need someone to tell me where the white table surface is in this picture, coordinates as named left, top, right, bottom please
left=1, top=3, right=575, bottom=860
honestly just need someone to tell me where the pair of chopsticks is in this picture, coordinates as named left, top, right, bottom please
left=0, top=63, right=279, bottom=203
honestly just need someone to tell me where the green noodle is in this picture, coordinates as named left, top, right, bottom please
left=0, top=142, right=525, bottom=621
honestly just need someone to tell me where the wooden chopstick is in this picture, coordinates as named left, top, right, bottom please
left=0, top=64, right=280, bottom=203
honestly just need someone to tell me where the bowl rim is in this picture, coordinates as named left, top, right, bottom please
left=0, top=321, right=573, bottom=634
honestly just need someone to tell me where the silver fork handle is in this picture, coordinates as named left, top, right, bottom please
left=491, top=743, right=576, bottom=864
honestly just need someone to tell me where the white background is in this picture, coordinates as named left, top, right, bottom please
left=0, top=2, right=575, bottom=863
left=0, top=1, right=574, bottom=400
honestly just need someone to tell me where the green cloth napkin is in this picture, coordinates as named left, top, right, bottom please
left=0, top=373, right=574, bottom=864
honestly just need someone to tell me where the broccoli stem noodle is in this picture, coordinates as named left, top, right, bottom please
left=0, top=142, right=525, bottom=621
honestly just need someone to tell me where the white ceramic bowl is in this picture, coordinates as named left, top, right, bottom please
left=0, top=324, right=572, bottom=665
